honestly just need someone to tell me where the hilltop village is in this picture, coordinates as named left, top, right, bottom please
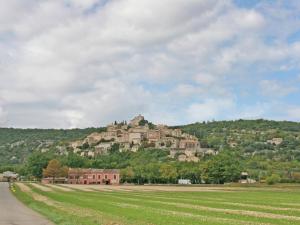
left=69, top=115, right=216, bottom=162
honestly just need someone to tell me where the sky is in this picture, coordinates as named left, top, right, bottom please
left=0, top=0, right=300, bottom=128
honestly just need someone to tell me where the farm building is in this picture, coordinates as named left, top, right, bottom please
left=68, top=168, right=120, bottom=185
left=0, top=173, right=4, bottom=182
left=0, top=171, right=19, bottom=182
left=239, top=172, right=256, bottom=184
left=178, top=179, right=192, bottom=185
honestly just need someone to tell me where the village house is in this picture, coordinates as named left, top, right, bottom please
left=70, top=140, right=82, bottom=149
left=147, top=130, right=161, bottom=142
left=128, top=132, right=142, bottom=144
left=131, top=144, right=140, bottom=152
left=155, top=137, right=179, bottom=149
left=267, top=138, right=283, bottom=146
left=179, top=139, right=200, bottom=149
left=129, top=114, right=145, bottom=127
left=85, top=132, right=103, bottom=145
left=116, top=132, right=129, bottom=143
left=239, top=172, right=256, bottom=184
left=172, top=129, right=182, bottom=137
left=0, top=173, right=3, bottom=182
left=0, top=171, right=19, bottom=182
left=87, top=150, right=95, bottom=158
left=68, top=168, right=120, bottom=185
left=95, top=142, right=112, bottom=155
left=69, top=115, right=209, bottom=162
left=228, top=139, right=238, bottom=148
left=178, top=179, right=192, bottom=185
left=178, top=154, right=187, bottom=162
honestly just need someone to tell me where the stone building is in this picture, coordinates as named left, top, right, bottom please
left=147, top=130, right=161, bottom=142
left=95, top=142, right=112, bottom=155
left=267, top=138, right=283, bottom=146
left=68, top=168, right=120, bottom=185
left=172, top=129, right=182, bottom=137
left=179, top=139, right=200, bottom=149
left=129, top=114, right=144, bottom=127
left=69, top=115, right=206, bottom=161
left=1, top=171, right=19, bottom=182
left=129, top=132, right=142, bottom=144
left=70, top=140, right=83, bottom=149
left=85, top=132, right=103, bottom=145
left=87, top=150, right=95, bottom=157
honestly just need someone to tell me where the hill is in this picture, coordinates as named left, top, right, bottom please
left=1, top=119, right=300, bottom=166
left=1, top=119, right=300, bottom=184
left=179, top=119, right=300, bottom=161
left=0, top=127, right=105, bottom=165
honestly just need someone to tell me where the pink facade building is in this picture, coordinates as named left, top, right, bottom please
left=68, top=168, right=120, bottom=185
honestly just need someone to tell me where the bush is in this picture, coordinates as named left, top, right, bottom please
left=266, top=174, right=281, bottom=185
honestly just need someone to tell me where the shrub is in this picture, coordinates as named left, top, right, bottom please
left=266, top=174, right=281, bottom=185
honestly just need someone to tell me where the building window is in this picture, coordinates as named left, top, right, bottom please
left=105, top=175, right=108, bottom=179
left=114, top=175, right=117, bottom=180
left=98, top=175, right=101, bottom=179
left=93, top=175, right=95, bottom=179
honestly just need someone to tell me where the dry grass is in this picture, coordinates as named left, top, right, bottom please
left=15, top=182, right=31, bottom=193
left=115, top=202, right=273, bottom=225
left=30, top=183, right=53, bottom=192
left=101, top=191, right=300, bottom=221
left=46, top=184, right=74, bottom=192
left=15, top=183, right=55, bottom=205
left=60, top=184, right=240, bottom=192
left=15, top=183, right=300, bottom=225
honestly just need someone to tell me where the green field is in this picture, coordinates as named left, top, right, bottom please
left=13, top=183, right=300, bottom=225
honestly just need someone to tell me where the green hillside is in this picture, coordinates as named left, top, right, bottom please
left=0, top=127, right=105, bottom=165
left=1, top=119, right=300, bottom=165
left=179, top=119, right=300, bottom=161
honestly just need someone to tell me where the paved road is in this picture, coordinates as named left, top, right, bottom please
left=0, top=182, right=54, bottom=225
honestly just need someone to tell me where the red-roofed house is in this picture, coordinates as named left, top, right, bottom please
left=68, top=168, right=120, bottom=185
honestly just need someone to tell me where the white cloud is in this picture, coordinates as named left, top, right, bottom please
left=59, top=79, right=151, bottom=128
left=0, top=105, right=6, bottom=126
left=65, top=0, right=102, bottom=10
left=174, top=84, right=204, bottom=97
left=0, top=0, right=299, bottom=127
left=236, top=102, right=271, bottom=120
left=194, top=73, right=217, bottom=85
left=259, top=80, right=298, bottom=97
left=287, top=107, right=300, bottom=121
left=186, top=99, right=235, bottom=122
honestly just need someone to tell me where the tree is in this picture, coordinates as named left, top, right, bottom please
left=62, top=153, right=88, bottom=168
left=80, top=142, right=90, bottom=150
left=202, top=150, right=244, bottom=184
left=144, top=163, right=160, bottom=184
left=121, top=167, right=135, bottom=183
left=159, top=164, right=177, bottom=183
left=43, top=159, right=68, bottom=183
left=177, top=163, right=202, bottom=184
left=110, top=143, right=120, bottom=154
left=266, top=174, right=280, bottom=185
left=72, top=168, right=84, bottom=184
left=25, top=151, right=54, bottom=178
